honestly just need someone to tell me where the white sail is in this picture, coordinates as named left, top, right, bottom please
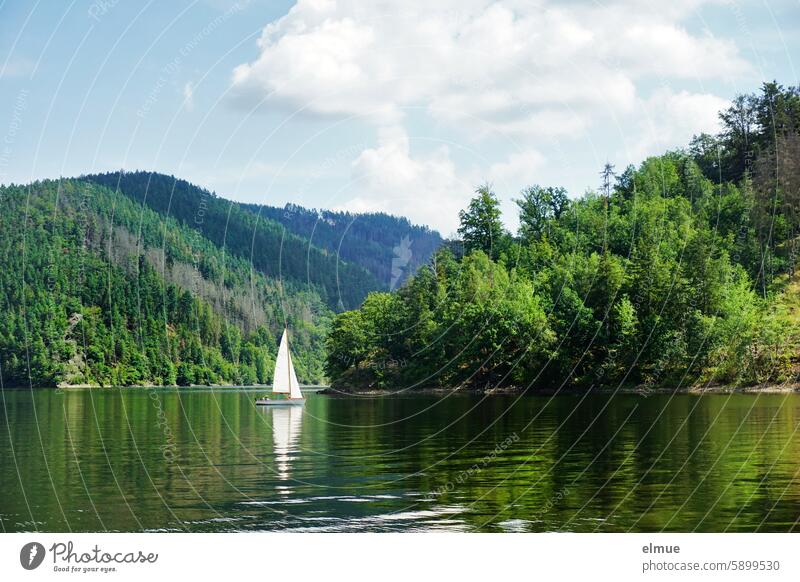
left=288, top=351, right=302, bottom=399
left=272, top=330, right=291, bottom=393
left=272, top=328, right=303, bottom=399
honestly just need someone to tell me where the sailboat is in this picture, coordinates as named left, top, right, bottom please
left=255, top=328, right=305, bottom=405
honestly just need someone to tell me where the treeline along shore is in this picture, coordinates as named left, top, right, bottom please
left=2, top=82, right=799, bottom=395
left=325, top=82, right=800, bottom=395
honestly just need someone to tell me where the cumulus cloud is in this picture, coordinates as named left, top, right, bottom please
left=338, top=130, right=548, bottom=233
left=231, top=0, right=749, bottom=136
left=230, top=0, right=752, bottom=231
left=488, top=151, right=546, bottom=189
left=628, top=88, right=730, bottom=160
left=338, top=126, right=468, bottom=235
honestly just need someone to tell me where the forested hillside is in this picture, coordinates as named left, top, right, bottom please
left=82, top=171, right=381, bottom=310
left=85, top=172, right=442, bottom=298
left=0, top=179, right=332, bottom=387
left=326, top=82, right=800, bottom=392
left=0, top=167, right=443, bottom=387
left=242, top=202, right=442, bottom=289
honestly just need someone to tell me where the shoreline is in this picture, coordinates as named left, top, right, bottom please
left=6, top=383, right=798, bottom=395
left=3, top=383, right=329, bottom=390
left=320, top=383, right=800, bottom=397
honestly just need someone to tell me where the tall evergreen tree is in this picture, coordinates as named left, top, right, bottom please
left=458, top=185, right=505, bottom=259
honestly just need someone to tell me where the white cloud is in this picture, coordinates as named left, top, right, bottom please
left=338, top=126, right=468, bottom=235
left=338, top=129, right=548, bottom=234
left=229, top=0, right=753, bottom=231
left=488, top=151, right=546, bottom=189
left=628, top=88, right=729, bottom=160
left=230, top=0, right=750, bottom=137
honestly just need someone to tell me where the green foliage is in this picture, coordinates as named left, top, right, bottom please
left=327, top=84, right=800, bottom=390
left=458, top=185, right=506, bottom=259
left=0, top=179, right=330, bottom=386
left=82, top=171, right=384, bottom=310
left=694, top=81, right=800, bottom=184
left=325, top=310, right=370, bottom=377
left=515, top=185, right=569, bottom=240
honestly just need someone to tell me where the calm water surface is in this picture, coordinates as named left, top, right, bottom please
left=1, top=388, right=799, bottom=532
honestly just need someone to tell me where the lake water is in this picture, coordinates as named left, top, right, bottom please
left=1, top=387, right=799, bottom=532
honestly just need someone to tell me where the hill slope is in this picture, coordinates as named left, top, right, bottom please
left=0, top=179, right=331, bottom=386
left=242, top=202, right=443, bottom=290
left=82, top=171, right=442, bottom=309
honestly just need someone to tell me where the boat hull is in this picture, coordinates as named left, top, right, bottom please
left=255, top=398, right=305, bottom=406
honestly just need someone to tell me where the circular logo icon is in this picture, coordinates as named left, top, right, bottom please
left=20, top=542, right=46, bottom=570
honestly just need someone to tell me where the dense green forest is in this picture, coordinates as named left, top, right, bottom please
left=0, top=169, right=442, bottom=388
left=240, top=202, right=442, bottom=289
left=326, top=82, right=800, bottom=392
left=0, top=179, right=333, bottom=386
left=82, top=171, right=377, bottom=310
left=83, top=171, right=441, bottom=309
left=3, top=83, right=798, bottom=391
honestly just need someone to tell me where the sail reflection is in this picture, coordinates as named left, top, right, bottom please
left=266, top=404, right=304, bottom=482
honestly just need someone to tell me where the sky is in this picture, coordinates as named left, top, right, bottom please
left=1, top=0, right=798, bottom=236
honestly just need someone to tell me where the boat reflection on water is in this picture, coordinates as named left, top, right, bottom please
left=261, top=404, right=304, bottom=484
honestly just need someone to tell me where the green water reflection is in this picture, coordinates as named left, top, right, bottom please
left=1, top=388, right=798, bottom=532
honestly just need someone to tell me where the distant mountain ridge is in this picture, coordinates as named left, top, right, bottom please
left=83, top=171, right=374, bottom=311
left=241, top=202, right=442, bottom=290
left=83, top=171, right=442, bottom=305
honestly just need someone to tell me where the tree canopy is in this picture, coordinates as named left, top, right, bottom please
left=326, top=81, right=800, bottom=392
left=458, top=185, right=506, bottom=259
